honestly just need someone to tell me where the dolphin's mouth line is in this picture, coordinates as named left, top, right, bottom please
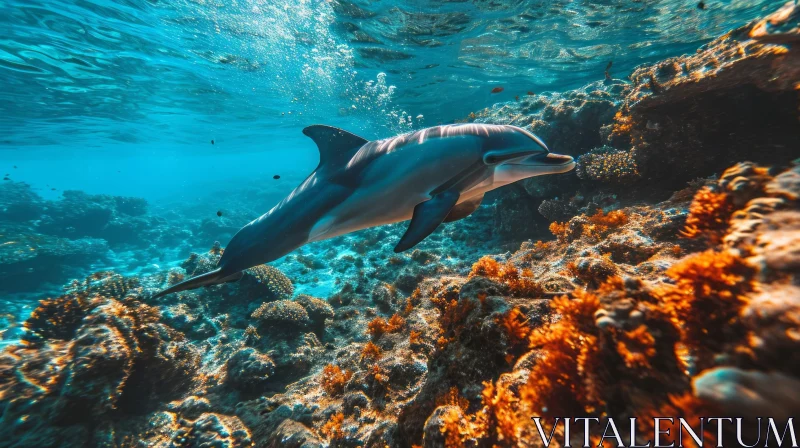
left=508, top=152, right=574, bottom=167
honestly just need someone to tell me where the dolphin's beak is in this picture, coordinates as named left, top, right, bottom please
left=513, top=152, right=574, bottom=167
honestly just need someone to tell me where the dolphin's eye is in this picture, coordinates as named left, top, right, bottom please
left=484, top=154, right=500, bottom=165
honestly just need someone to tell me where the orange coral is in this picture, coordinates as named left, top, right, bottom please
left=657, top=249, right=756, bottom=366
left=361, top=341, right=382, bottom=362
left=403, top=297, right=415, bottom=315
left=469, top=260, right=543, bottom=297
left=25, top=294, right=94, bottom=340
left=321, top=412, right=346, bottom=440
left=611, top=109, right=633, bottom=138
left=438, top=406, right=485, bottom=448
left=468, top=256, right=501, bottom=278
left=615, top=325, right=657, bottom=369
left=387, top=313, right=406, bottom=332
left=409, top=330, right=422, bottom=345
left=367, top=364, right=389, bottom=386
left=478, top=379, right=519, bottom=444
left=680, top=187, right=734, bottom=243
left=582, top=210, right=630, bottom=240
left=509, top=268, right=544, bottom=297
left=498, top=307, right=531, bottom=349
left=321, top=364, right=353, bottom=396
left=366, top=317, right=388, bottom=338
left=588, top=209, right=629, bottom=227
left=436, top=298, right=476, bottom=348
left=523, top=290, right=604, bottom=416
left=640, top=393, right=718, bottom=448
left=552, top=210, right=630, bottom=243
left=435, top=387, right=486, bottom=447
left=367, top=314, right=405, bottom=339
left=549, top=221, right=570, bottom=242
left=436, top=386, right=469, bottom=411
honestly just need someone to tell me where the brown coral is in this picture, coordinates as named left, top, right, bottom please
left=321, top=412, right=346, bottom=441
left=366, top=316, right=389, bottom=338
left=657, top=249, right=757, bottom=367
left=468, top=256, right=500, bottom=278
left=320, top=364, right=353, bottom=397
left=360, top=341, right=382, bottom=362
left=681, top=187, right=735, bottom=243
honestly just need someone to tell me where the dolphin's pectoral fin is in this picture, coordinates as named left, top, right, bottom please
left=221, top=271, right=244, bottom=284
left=302, top=125, right=369, bottom=170
left=394, top=190, right=460, bottom=253
left=443, top=194, right=484, bottom=223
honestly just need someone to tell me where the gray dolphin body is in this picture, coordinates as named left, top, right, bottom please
left=153, top=123, right=575, bottom=298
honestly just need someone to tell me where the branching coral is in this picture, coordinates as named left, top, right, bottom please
left=366, top=317, right=389, bottom=338
left=468, top=256, right=500, bottom=278
left=321, top=364, right=353, bottom=397
left=366, top=313, right=405, bottom=339
left=614, top=324, right=658, bottom=369
left=435, top=298, right=477, bottom=349
left=409, top=330, right=423, bottom=345
left=548, top=221, right=570, bottom=243
left=498, top=307, right=531, bottom=349
left=522, top=291, right=604, bottom=416
left=550, top=210, right=630, bottom=244
left=657, top=249, right=756, bottom=368
left=680, top=187, right=735, bottom=243
left=360, top=341, right=382, bottom=362
left=468, top=257, right=543, bottom=298
left=639, top=393, right=719, bottom=448
left=387, top=313, right=406, bottom=332
left=321, top=412, right=346, bottom=441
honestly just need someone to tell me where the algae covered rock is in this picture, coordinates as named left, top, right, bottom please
left=226, top=347, right=276, bottom=391
left=295, top=294, right=334, bottom=332
left=251, top=300, right=311, bottom=331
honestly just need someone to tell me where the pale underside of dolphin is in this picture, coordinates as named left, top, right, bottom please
left=153, top=123, right=576, bottom=298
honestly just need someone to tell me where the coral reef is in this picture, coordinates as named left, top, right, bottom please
left=468, top=1, right=799, bottom=239
left=0, top=288, right=201, bottom=447
left=608, top=1, right=800, bottom=189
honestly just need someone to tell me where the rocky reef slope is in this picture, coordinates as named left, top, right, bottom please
left=1, top=3, right=799, bottom=447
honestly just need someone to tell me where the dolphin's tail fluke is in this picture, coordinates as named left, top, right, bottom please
left=151, top=268, right=244, bottom=299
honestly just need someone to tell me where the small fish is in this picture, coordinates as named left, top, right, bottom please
left=490, top=87, right=504, bottom=94
left=273, top=175, right=281, bottom=180
left=697, top=1, right=705, bottom=9
left=515, top=95, right=520, bottom=101
left=211, top=139, right=215, bottom=145
left=527, top=91, right=534, bottom=96
left=3, top=177, right=9, bottom=181
left=217, top=210, right=223, bottom=217
left=605, top=60, right=613, bottom=80
left=13, top=166, right=16, bottom=169
left=51, top=188, right=56, bottom=191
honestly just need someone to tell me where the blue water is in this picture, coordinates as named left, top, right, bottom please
left=0, top=0, right=781, bottom=201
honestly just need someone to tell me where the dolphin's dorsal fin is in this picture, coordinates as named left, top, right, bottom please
left=303, top=125, right=368, bottom=170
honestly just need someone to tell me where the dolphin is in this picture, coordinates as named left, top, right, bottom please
left=153, top=123, right=575, bottom=298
